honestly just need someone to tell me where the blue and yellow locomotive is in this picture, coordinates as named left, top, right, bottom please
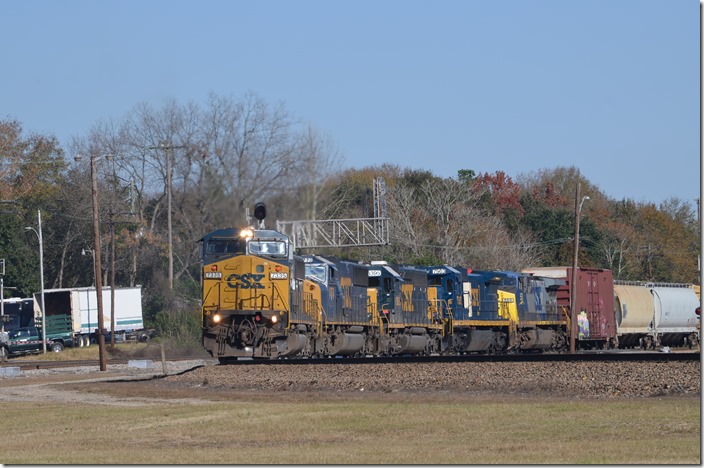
left=199, top=205, right=644, bottom=360
left=199, top=220, right=568, bottom=360
left=199, top=226, right=319, bottom=360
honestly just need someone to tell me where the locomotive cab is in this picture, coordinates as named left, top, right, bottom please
left=200, top=223, right=317, bottom=360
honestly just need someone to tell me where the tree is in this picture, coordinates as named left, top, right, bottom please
left=0, top=120, right=67, bottom=297
left=285, top=124, right=345, bottom=221
left=197, top=91, right=305, bottom=226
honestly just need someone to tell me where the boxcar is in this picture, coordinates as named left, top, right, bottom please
left=522, top=267, right=618, bottom=349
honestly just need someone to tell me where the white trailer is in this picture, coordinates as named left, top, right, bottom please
left=34, top=286, right=150, bottom=346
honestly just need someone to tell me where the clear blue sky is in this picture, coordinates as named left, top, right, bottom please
left=2, top=0, right=700, bottom=206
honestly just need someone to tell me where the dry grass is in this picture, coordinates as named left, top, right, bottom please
left=12, top=340, right=209, bottom=361
left=4, top=346, right=700, bottom=464
left=0, top=392, right=699, bottom=464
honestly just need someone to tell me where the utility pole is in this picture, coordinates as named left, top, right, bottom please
left=0, top=259, right=4, bottom=333
left=76, top=153, right=110, bottom=371
left=90, top=156, right=107, bottom=371
left=570, top=183, right=589, bottom=354
left=25, top=211, right=46, bottom=353
left=110, top=211, right=116, bottom=347
left=697, top=198, right=700, bottom=282
left=149, top=142, right=186, bottom=290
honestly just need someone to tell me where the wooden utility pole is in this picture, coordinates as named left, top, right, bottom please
left=90, top=155, right=107, bottom=371
left=150, top=142, right=186, bottom=289
left=570, top=183, right=580, bottom=354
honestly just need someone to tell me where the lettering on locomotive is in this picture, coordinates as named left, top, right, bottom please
left=226, top=273, right=265, bottom=289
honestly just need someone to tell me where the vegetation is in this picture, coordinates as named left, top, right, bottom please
left=0, top=93, right=699, bottom=344
left=0, top=395, right=699, bottom=464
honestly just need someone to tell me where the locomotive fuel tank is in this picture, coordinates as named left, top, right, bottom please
left=327, top=329, right=366, bottom=356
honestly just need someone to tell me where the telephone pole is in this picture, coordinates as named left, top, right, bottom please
left=149, top=142, right=186, bottom=289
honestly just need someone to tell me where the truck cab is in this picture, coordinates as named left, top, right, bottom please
left=0, top=325, right=69, bottom=357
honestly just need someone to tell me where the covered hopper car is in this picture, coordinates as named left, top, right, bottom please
left=614, top=282, right=699, bottom=349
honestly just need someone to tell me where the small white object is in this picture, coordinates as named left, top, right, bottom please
left=128, top=359, right=154, bottom=368
left=0, top=367, right=20, bottom=377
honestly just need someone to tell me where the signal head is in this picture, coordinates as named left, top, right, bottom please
left=253, top=202, right=266, bottom=221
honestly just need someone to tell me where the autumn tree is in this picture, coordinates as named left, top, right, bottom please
left=0, top=119, right=67, bottom=297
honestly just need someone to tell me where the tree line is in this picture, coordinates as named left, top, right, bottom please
left=1, top=92, right=699, bottom=344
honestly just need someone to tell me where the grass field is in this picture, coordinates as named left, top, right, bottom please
left=0, top=393, right=699, bottom=464
left=2, top=343, right=700, bottom=464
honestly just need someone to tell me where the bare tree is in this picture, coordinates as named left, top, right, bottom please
left=198, top=92, right=303, bottom=226
left=294, top=124, right=345, bottom=221
left=386, top=181, right=425, bottom=260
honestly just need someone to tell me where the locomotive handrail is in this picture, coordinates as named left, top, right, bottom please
left=560, top=305, right=571, bottom=334
left=444, top=308, right=453, bottom=337
left=202, top=283, right=221, bottom=313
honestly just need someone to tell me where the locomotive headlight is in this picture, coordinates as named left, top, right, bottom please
left=212, top=314, right=222, bottom=324
left=270, top=314, right=278, bottom=324
left=239, top=228, right=254, bottom=239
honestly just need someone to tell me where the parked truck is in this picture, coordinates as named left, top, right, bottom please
left=0, top=315, right=76, bottom=358
left=35, top=286, right=152, bottom=346
left=0, top=298, right=36, bottom=332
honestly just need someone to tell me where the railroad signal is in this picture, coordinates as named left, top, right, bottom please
left=254, top=203, right=266, bottom=221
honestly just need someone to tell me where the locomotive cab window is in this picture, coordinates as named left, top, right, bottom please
left=428, top=276, right=442, bottom=286
left=206, top=239, right=243, bottom=256
left=384, top=277, right=394, bottom=293
left=249, top=240, right=287, bottom=257
left=305, top=264, right=327, bottom=284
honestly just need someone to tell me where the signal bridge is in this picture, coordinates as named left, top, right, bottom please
left=275, top=177, right=389, bottom=250
left=275, top=217, right=389, bottom=249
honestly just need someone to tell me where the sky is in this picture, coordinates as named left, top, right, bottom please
left=2, top=0, right=700, bottom=207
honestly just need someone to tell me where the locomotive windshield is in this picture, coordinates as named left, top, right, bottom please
left=305, top=264, right=327, bottom=284
left=205, top=239, right=244, bottom=256
left=249, top=240, right=287, bottom=257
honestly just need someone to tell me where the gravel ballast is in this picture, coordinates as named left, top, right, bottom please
left=166, top=359, right=701, bottom=399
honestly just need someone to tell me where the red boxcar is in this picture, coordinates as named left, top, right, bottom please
left=523, top=267, right=618, bottom=349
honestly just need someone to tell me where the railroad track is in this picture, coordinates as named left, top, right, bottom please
left=0, top=356, right=212, bottom=372
left=1, top=350, right=698, bottom=371
left=217, top=350, right=701, bottom=366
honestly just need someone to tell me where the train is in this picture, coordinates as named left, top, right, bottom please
left=199, top=212, right=700, bottom=361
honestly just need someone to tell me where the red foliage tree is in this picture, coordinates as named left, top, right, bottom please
left=475, top=171, right=524, bottom=217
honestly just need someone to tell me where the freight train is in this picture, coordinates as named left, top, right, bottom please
left=199, top=213, right=700, bottom=361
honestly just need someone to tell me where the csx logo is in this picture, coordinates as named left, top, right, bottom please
left=227, top=273, right=265, bottom=289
